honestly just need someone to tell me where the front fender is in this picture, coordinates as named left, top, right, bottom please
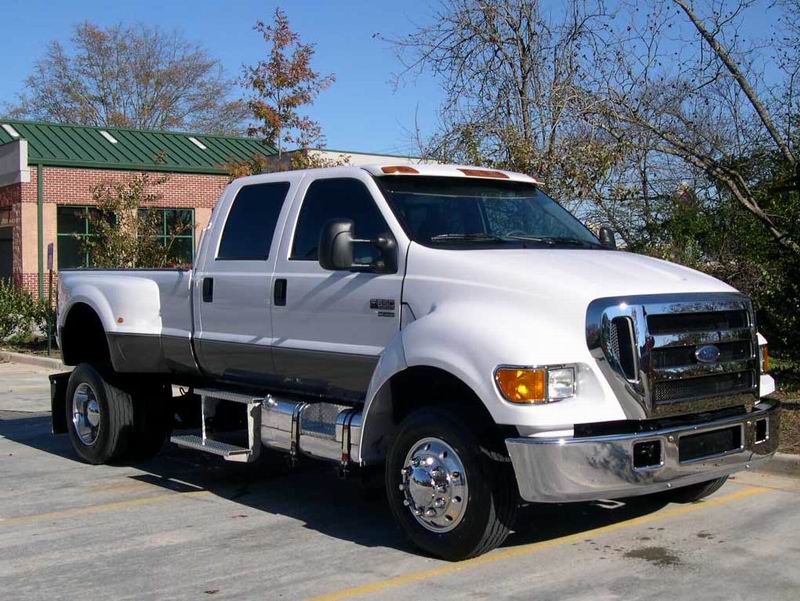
left=358, top=303, right=522, bottom=464
left=357, top=298, right=628, bottom=464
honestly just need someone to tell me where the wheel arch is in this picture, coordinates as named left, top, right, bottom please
left=60, top=300, right=112, bottom=367
left=358, top=364, right=510, bottom=465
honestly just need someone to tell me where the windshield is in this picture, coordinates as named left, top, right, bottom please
left=376, top=176, right=603, bottom=249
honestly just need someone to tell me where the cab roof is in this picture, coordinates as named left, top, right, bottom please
left=360, top=163, right=543, bottom=185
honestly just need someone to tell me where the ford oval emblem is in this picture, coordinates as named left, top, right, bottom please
left=695, top=344, right=721, bottom=364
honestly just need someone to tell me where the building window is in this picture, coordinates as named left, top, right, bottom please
left=57, top=206, right=100, bottom=268
left=57, top=206, right=195, bottom=268
left=138, top=208, right=195, bottom=265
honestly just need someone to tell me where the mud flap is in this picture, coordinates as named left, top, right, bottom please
left=49, top=372, right=71, bottom=433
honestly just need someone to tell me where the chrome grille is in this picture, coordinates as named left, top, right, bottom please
left=587, top=293, right=759, bottom=418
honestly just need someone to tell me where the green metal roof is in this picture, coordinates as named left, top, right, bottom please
left=0, top=120, right=276, bottom=175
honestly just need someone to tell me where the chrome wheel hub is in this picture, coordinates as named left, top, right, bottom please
left=400, top=437, right=468, bottom=532
left=72, top=383, right=101, bottom=446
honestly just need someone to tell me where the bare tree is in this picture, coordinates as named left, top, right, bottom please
left=389, top=0, right=622, bottom=212
left=7, top=22, right=247, bottom=134
left=585, top=0, right=799, bottom=255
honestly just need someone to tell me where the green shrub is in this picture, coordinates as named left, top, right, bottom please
left=0, top=280, right=54, bottom=343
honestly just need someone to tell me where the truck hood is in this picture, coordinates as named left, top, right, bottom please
left=404, top=245, right=736, bottom=311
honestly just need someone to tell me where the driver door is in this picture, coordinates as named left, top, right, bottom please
left=271, top=174, right=406, bottom=401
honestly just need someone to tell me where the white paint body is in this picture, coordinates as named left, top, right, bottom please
left=57, top=164, right=776, bottom=446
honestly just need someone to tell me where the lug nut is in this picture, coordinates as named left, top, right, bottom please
left=434, top=498, right=446, bottom=509
left=425, top=508, right=437, bottom=517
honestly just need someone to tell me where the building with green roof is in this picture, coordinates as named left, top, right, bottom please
left=0, top=120, right=276, bottom=295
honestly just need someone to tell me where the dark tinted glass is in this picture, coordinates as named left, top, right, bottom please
left=218, top=182, right=290, bottom=260
left=57, top=236, right=83, bottom=268
left=291, top=178, right=389, bottom=262
left=57, top=206, right=85, bottom=234
left=379, top=176, right=600, bottom=249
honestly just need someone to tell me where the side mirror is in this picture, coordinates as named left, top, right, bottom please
left=598, top=226, right=617, bottom=250
left=319, top=219, right=355, bottom=270
left=318, top=219, right=398, bottom=273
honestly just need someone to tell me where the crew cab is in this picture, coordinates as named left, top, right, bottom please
left=51, top=163, right=779, bottom=560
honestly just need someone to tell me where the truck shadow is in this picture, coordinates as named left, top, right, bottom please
left=1, top=412, right=673, bottom=557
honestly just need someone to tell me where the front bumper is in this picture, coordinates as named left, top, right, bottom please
left=506, top=401, right=780, bottom=503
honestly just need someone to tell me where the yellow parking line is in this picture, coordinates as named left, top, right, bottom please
left=309, top=486, right=769, bottom=601
left=0, top=490, right=211, bottom=527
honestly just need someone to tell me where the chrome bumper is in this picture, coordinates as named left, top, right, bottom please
left=506, top=402, right=780, bottom=503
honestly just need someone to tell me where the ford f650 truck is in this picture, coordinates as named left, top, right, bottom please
left=51, top=163, right=779, bottom=560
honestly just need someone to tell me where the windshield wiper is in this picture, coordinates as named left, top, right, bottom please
left=429, top=233, right=508, bottom=243
left=504, top=234, right=603, bottom=248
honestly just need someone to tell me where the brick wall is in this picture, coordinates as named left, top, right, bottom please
left=13, top=166, right=230, bottom=294
left=0, top=182, right=21, bottom=208
left=24, top=166, right=229, bottom=208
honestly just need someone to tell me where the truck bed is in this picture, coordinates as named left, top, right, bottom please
left=57, top=268, right=199, bottom=376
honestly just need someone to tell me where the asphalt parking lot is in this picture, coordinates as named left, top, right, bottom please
left=1, top=360, right=799, bottom=601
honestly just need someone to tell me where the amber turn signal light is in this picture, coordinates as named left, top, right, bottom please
left=495, top=368, right=546, bottom=403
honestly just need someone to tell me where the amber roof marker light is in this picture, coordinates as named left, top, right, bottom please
left=458, top=168, right=509, bottom=179
left=381, top=165, right=419, bottom=174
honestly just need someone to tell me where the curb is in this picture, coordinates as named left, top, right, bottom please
left=0, top=350, right=66, bottom=370
left=754, top=452, right=800, bottom=477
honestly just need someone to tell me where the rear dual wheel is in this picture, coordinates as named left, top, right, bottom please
left=385, top=407, right=518, bottom=561
left=66, top=363, right=172, bottom=464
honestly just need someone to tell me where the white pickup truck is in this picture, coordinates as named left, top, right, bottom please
left=51, top=163, right=779, bottom=560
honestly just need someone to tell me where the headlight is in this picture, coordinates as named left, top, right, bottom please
left=759, top=345, right=769, bottom=373
left=495, top=365, right=576, bottom=404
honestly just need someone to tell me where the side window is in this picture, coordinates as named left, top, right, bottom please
left=217, top=182, right=290, bottom=260
left=291, top=178, right=389, bottom=263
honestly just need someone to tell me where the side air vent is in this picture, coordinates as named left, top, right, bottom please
left=608, top=316, right=638, bottom=381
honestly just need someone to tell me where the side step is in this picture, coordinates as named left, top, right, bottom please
left=170, top=388, right=263, bottom=463
left=169, top=434, right=252, bottom=459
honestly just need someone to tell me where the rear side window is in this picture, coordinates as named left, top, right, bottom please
left=217, top=182, right=290, bottom=260
left=291, top=178, right=388, bottom=261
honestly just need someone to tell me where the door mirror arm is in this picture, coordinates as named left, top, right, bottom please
left=598, top=226, right=617, bottom=250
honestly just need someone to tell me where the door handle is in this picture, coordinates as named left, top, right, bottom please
left=274, top=278, right=287, bottom=306
left=202, top=277, right=214, bottom=302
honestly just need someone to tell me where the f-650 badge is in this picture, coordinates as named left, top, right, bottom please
left=370, top=298, right=396, bottom=317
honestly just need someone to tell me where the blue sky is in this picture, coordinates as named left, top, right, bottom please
left=0, top=0, right=444, bottom=155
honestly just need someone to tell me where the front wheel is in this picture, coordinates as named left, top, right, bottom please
left=385, top=407, right=518, bottom=561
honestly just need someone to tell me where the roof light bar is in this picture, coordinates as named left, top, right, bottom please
left=188, top=136, right=207, bottom=150
left=458, top=168, right=509, bottom=179
left=99, top=130, right=118, bottom=144
left=381, top=165, right=419, bottom=174
left=1, top=124, right=20, bottom=138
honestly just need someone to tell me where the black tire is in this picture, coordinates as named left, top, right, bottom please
left=663, top=476, right=728, bottom=503
left=127, top=382, right=174, bottom=460
left=65, top=363, right=134, bottom=464
left=385, top=406, right=518, bottom=561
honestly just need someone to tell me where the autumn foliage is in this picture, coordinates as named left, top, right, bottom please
left=243, top=9, right=334, bottom=160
